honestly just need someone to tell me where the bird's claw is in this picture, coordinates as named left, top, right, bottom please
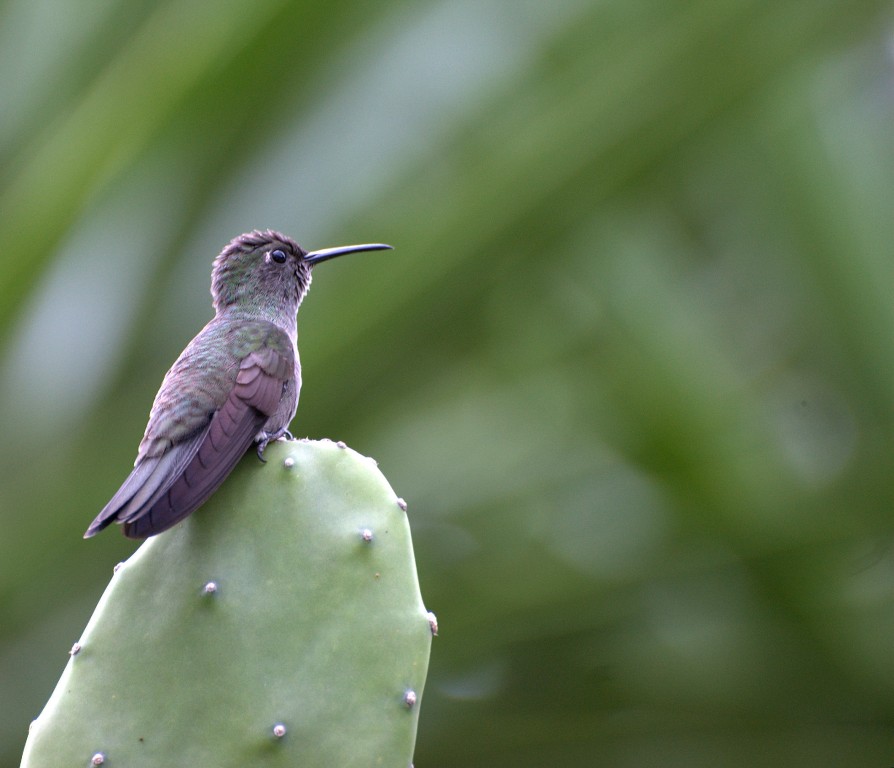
left=256, top=429, right=294, bottom=463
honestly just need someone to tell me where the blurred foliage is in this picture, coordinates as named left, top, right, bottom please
left=1, top=0, right=893, bottom=765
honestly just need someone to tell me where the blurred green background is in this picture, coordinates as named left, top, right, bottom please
left=1, top=0, right=893, bottom=765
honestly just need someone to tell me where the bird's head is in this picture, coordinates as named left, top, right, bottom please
left=211, top=229, right=391, bottom=316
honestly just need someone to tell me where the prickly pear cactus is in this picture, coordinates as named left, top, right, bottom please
left=21, top=439, right=434, bottom=768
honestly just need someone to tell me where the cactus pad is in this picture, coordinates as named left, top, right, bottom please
left=21, top=439, right=432, bottom=767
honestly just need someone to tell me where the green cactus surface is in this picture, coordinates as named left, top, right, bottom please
left=21, top=439, right=433, bottom=767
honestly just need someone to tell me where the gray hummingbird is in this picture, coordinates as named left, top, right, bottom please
left=85, top=229, right=391, bottom=539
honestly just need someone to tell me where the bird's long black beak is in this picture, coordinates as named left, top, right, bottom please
left=304, top=243, right=392, bottom=266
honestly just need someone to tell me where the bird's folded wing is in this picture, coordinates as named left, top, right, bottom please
left=84, top=346, right=289, bottom=539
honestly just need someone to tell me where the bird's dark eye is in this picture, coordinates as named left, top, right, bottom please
left=270, top=249, right=287, bottom=264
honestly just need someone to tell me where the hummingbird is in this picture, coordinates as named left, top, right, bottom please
left=84, top=229, right=391, bottom=540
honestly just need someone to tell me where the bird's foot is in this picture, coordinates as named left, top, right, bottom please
left=256, top=428, right=294, bottom=462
